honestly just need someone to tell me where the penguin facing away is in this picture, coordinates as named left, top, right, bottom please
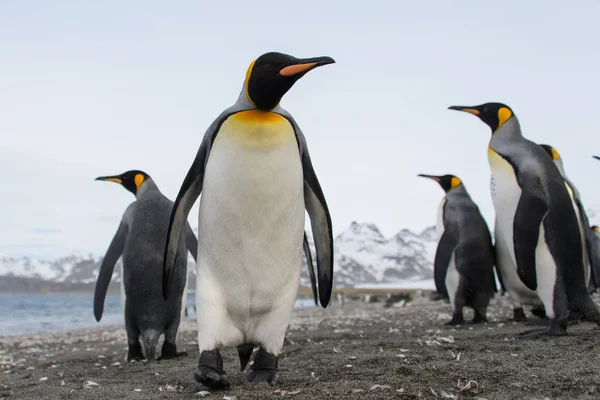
left=418, top=174, right=497, bottom=325
left=94, top=170, right=198, bottom=361
left=449, top=102, right=600, bottom=337
left=539, top=144, right=596, bottom=293
left=162, top=52, right=335, bottom=389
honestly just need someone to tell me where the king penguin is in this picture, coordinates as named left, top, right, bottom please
left=418, top=174, right=497, bottom=325
left=449, top=102, right=600, bottom=337
left=539, top=144, right=598, bottom=293
left=161, top=52, right=335, bottom=388
left=94, top=170, right=198, bottom=361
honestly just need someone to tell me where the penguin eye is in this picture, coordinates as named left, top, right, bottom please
left=263, top=64, right=273, bottom=71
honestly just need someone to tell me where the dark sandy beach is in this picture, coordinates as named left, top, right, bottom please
left=1, top=294, right=600, bottom=400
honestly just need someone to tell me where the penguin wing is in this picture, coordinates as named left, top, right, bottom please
left=513, top=181, right=549, bottom=291
left=94, top=218, right=129, bottom=322
left=162, top=109, right=239, bottom=299
left=303, top=232, right=319, bottom=306
left=434, top=218, right=459, bottom=297
left=185, top=223, right=199, bottom=263
left=279, top=111, right=334, bottom=308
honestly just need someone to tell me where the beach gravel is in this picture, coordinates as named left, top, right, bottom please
left=1, top=294, right=600, bottom=399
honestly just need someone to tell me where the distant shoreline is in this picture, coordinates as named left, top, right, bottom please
left=0, top=290, right=118, bottom=296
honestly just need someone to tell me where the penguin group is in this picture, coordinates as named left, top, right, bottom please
left=420, top=102, right=600, bottom=338
left=90, top=52, right=600, bottom=392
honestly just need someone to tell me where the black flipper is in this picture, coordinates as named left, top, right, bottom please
left=162, top=110, right=235, bottom=300
left=279, top=113, right=334, bottom=308
left=303, top=232, right=318, bottom=306
left=513, top=183, right=548, bottom=291
left=94, top=219, right=128, bottom=322
left=434, top=220, right=459, bottom=297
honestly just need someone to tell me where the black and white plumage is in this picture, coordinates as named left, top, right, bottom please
left=94, top=170, right=198, bottom=361
left=450, top=102, right=600, bottom=338
left=418, top=174, right=496, bottom=325
left=161, top=52, right=335, bottom=389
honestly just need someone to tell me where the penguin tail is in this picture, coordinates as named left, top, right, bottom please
left=571, top=293, right=600, bottom=324
left=237, top=343, right=254, bottom=371
left=141, top=330, right=161, bottom=362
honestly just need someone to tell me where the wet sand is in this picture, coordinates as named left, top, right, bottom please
left=1, top=294, right=600, bottom=399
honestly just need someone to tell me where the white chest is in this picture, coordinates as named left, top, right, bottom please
left=197, top=111, right=305, bottom=275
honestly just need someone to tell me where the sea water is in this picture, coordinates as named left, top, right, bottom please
left=0, top=294, right=317, bottom=337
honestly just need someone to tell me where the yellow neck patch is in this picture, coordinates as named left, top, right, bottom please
left=450, top=177, right=461, bottom=189
left=550, top=147, right=560, bottom=160
left=134, top=174, right=145, bottom=193
left=244, top=60, right=257, bottom=107
left=594, top=226, right=599, bottom=232
left=496, top=107, right=512, bottom=132
left=231, top=110, right=286, bottom=124
left=222, top=111, right=292, bottom=149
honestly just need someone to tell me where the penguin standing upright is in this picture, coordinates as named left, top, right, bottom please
left=418, top=174, right=497, bottom=325
left=449, top=102, right=600, bottom=337
left=94, top=170, right=198, bottom=361
left=162, top=52, right=335, bottom=388
left=539, top=144, right=597, bottom=292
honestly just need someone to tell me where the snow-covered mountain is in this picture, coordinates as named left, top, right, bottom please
left=0, top=222, right=437, bottom=292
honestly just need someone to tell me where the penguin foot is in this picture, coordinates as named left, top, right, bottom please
left=246, top=348, right=279, bottom=386
left=445, top=312, right=465, bottom=326
left=126, top=342, right=145, bottom=362
left=194, top=350, right=229, bottom=390
left=513, top=307, right=527, bottom=322
left=567, top=310, right=582, bottom=325
left=158, top=342, right=187, bottom=361
left=471, top=315, right=488, bottom=324
left=518, top=319, right=568, bottom=339
left=530, top=306, right=547, bottom=320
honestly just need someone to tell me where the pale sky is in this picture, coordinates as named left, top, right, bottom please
left=2, top=1, right=600, bottom=259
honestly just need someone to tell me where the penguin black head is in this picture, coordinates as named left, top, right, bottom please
left=539, top=144, right=561, bottom=161
left=448, top=102, right=515, bottom=133
left=244, top=52, right=335, bottom=111
left=417, top=174, right=462, bottom=193
left=95, top=170, right=151, bottom=196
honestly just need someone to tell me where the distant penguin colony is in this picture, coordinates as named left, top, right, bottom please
left=88, top=53, right=600, bottom=392
left=94, top=170, right=198, bottom=361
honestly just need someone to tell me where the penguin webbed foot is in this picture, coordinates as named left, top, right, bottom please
left=512, top=307, right=528, bottom=322
left=194, top=349, right=230, bottom=389
left=157, top=341, right=187, bottom=361
left=518, top=319, right=568, bottom=339
left=246, top=348, right=280, bottom=386
left=126, top=342, right=145, bottom=362
left=470, top=309, right=488, bottom=324
left=567, top=310, right=583, bottom=325
left=530, top=305, right=548, bottom=320
left=445, top=311, right=465, bottom=326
